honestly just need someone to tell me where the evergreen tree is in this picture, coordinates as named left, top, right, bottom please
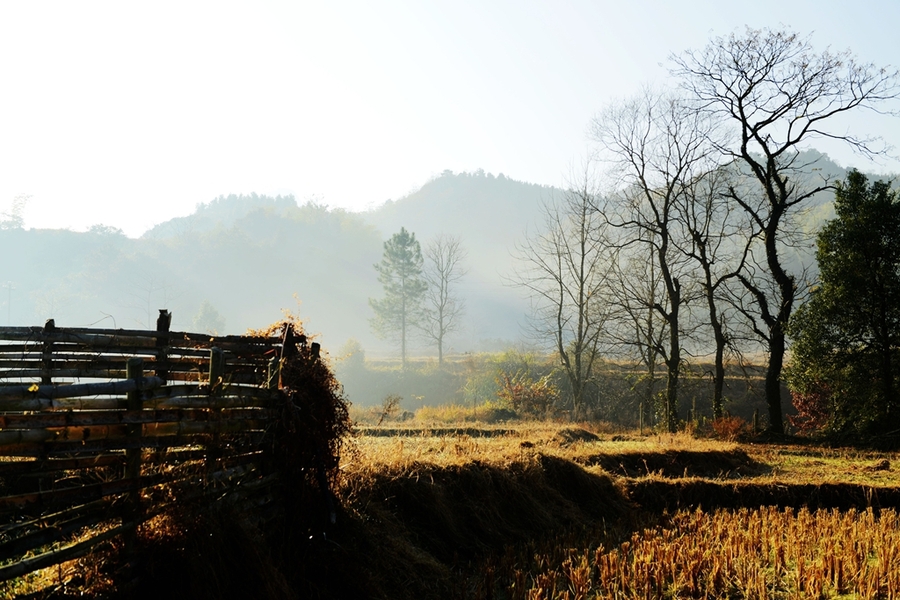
left=193, top=300, right=226, bottom=335
left=369, top=227, right=427, bottom=368
left=787, top=171, right=900, bottom=435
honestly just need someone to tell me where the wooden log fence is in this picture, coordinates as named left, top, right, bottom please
left=0, top=313, right=296, bottom=584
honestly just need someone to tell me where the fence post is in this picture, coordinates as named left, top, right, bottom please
left=639, top=402, right=644, bottom=436
left=41, top=319, right=55, bottom=384
left=267, top=357, right=280, bottom=390
left=152, top=311, right=171, bottom=466
left=124, top=357, right=144, bottom=556
left=207, top=348, right=224, bottom=473
left=155, top=309, right=171, bottom=382
left=209, top=347, right=224, bottom=393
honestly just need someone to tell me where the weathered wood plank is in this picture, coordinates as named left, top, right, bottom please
left=0, top=498, right=112, bottom=536
left=0, top=376, right=164, bottom=401
left=0, top=448, right=260, bottom=481
left=0, top=324, right=281, bottom=351
left=0, top=389, right=273, bottom=412
left=0, top=454, right=123, bottom=477
left=0, top=520, right=129, bottom=582
left=0, top=430, right=267, bottom=458
left=0, top=407, right=269, bottom=430
left=0, top=507, right=112, bottom=561
left=0, top=460, right=266, bottom=515
left=0, top=419, right=266, bottom=450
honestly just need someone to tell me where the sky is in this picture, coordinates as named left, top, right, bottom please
left=1, top=0, right=899, bottom=238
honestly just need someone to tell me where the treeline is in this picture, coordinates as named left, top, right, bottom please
left=334, top=347, right=768, bottom=427
left=510, top=28, right=898, bottom=436
left=0, top=196, right=385, bottom=349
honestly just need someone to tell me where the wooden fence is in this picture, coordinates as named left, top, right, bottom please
left=0, top=312, right=305, bottom=583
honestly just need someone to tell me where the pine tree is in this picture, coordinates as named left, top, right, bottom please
left=369, top=227, right=427, bottom=368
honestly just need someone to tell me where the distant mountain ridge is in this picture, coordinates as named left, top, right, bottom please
left=142, top=193, right=298, bottom=239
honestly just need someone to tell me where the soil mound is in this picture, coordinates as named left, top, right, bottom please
left=627, top=479, right=900, bottom=512
left=551, top=427, right=601, bottom=446
left=577, top=448, right=765, bottom=478
left=334, top=453, right=629, bottom=597
left=349, top=454, right=627, bottom=562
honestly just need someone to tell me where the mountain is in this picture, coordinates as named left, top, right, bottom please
left=142, top=193, right=298, bottom=240
left=132, top=173, right=560, bottom=354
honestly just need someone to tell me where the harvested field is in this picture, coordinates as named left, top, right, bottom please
left=5, top=423, right=900, bottom=598
left=333, top=425, right=900, bottom=599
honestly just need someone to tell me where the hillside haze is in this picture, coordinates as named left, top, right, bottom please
left=0, top=152, right=876, bottom=361
left=0, top=171, right=557, bottom=358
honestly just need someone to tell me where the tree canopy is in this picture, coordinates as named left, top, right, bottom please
left=787, top=171, right=900, bottom=435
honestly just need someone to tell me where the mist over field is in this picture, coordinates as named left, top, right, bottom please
left=0, top=170, right=550, bottom=354
left=0, top=151, right=859, bottom=359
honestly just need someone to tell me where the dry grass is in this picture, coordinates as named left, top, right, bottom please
left=344, top=423, right=900, bottom=487
left=7, top=420, right=900, bottom=598
left=343, top=425, right=739, bottom=472
left=335, top=423, right=900, bottom=598
left=514, top=506, right=900, bottom=599
left=749, top=445, right=900, bottom=486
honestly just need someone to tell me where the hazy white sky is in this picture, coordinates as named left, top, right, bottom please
left=2, top=0, right=899, bottom=237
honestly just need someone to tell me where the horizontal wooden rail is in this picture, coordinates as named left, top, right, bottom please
left=0, top=521, right=133, bottom=582
left=0, top=377, right=165, bottom=401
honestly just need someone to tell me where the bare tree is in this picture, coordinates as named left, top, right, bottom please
left=675, top=167, right=752, bottom=419
left=591, top=90, right=716, bottom=432
left=123, top=275, right=181, bottom=329
left=604, top=236, right=666, bottom=423
left=514, top=172, right=613, bottom=416
left=673, top=27, right=899, bottom=433
left=421, top=234, right=467, bottom=366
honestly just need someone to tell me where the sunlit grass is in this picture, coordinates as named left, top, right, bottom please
left=512, top=506, right=900, bottom=599
left=749, top=445, right=899, bottom=486
left=342, top=426, right=738, bottom=475
left=344, top=421, right=900, bottom=488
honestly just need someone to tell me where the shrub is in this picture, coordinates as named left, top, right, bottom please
left=414, top=401, right=518, bottom=424
left=709, top=416, right=751, bottom=441
left=496, top=372, right=559, bottom=418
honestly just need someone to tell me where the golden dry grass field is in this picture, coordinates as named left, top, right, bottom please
left=4, top=421, right=900, bottom=599
left=337, top=422, right=900, bottom=599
